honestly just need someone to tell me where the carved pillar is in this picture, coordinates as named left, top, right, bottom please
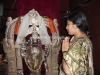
left=3, top=39, right=17, bottom=75
left=15, top=44, right=23, bottom=75
left=46, top=40, right=61, bottom=75
left=51, top=46, right=60, bottom=75
left=46, top=45, right=52, bottom=75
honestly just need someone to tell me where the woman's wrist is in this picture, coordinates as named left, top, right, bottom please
left=62, top=51, right=68, bottom=53
left=62, top=51, right=68, bottom=56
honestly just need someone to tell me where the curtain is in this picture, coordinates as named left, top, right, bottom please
left=16, top=0, right=60, bottom=24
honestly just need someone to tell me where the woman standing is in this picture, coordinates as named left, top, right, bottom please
left=59, top=12, right=94, bottom=75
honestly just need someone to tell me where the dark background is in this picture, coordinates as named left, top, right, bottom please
left=0, top=0, right=100, bottom=75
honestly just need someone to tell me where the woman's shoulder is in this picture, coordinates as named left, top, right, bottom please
left=70, top=36, right=90, bottom=43
left=77, top=37, right=92, bottom=47
left=70, top=36, right=92, bottom=48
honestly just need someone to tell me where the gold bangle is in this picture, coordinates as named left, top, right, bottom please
left=62, top=51, right=68, bottom=53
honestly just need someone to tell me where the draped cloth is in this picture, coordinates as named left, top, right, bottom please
left=15, top=9, right=52, bottom=45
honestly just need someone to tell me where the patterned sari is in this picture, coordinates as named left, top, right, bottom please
left=59, top=37, right=94, bottom=75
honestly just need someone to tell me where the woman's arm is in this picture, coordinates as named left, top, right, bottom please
left=62, top=52, right=71, bottom=75
left=62, top=37, right=72, bottom=75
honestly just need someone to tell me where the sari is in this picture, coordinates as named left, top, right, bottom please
left=59, top=37, right=94, bottom=75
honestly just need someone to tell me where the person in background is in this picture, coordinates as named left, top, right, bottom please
left=59, top=11, right=94, bottom=75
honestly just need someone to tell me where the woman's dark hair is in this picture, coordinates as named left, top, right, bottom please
left=67, top=11, right=91, bottom=39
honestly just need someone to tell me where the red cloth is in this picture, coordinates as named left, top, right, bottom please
left=14, top=17, right=20, bottom=35
left=48, top=18, right=56, bottom=33
left=16, top=0, right=60, bottom=23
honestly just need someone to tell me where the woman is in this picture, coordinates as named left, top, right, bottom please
left=59, top=12, right=94, bottom=75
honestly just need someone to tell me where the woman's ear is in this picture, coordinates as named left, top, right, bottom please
left=73, top=24, right=78, bottom=29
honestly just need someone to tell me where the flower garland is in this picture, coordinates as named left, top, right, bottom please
left=21, top=38, right=43, bottom=72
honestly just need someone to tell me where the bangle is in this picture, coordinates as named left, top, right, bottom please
left=62, top=51, right=68, bottom=53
